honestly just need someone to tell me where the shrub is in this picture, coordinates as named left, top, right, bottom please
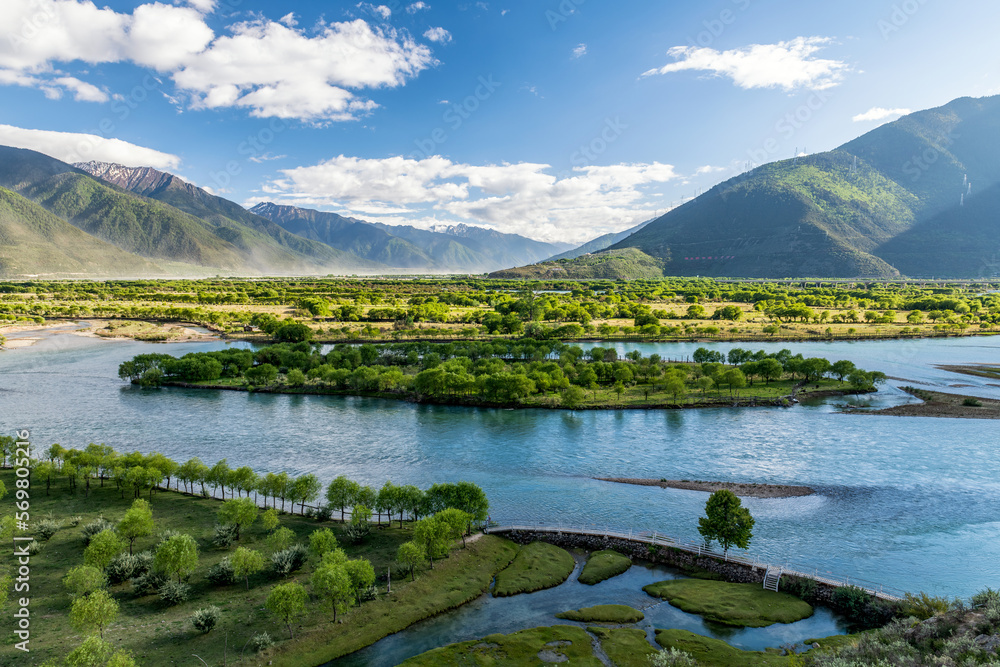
left=158, top=580, right=191, bottom=606
left=781, top=576, right=818, bottom=601
left=25, top=539, right=43, bottom=555
left=249, top=632, right=274, bottom=653
left=192, top=606, right=220, bottom=633
left=207, top=557, right=237, bottom=585
left=68, top=516, right=83, bottom=527
left=831, top=586, right=899, bottom=629
left=963, top=398, right=983, bottom=407
left=157, top=529, right=182, bottom=545
left=271, top=544, right=309, bottom=577
left=344, top=522, right=371, bottom=544
left=37, top=519, right=61, bottom=540
left=213, top=524, right=239, bottom=549
left=358, top=584, right=379, bottom=602
left=901, top=592, right=953, bottom=620
left=106, top=552, right=151, bottom=585
left=131, top=570, right=167, bottom=596
left=81, top=516, right=115, bottom=545
left=650, top=648, right=698, bottom=667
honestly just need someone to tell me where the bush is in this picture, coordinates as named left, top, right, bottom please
left=25, top=539, right=43, bottom=555
left=207, top=557, right=237, bottom=585
left=271, top=544, right=309, bottom=577
left=249, top=632, right=274, bottom=653
left=213, top=524, right=239, bottom=549
left=157, top=529, right=182, bottom=545
left=344, top=522, right=371, bottom=544
left=901, top=592, right=953, bottom=620
left=106, top=552, right=152, bottom=585
left=192, top=606, right=220, bottom=633
left=358, top=584, right=379, bottom=603
left=963, top=398, right=983, bottom=407
left=131, top=570, right=167, bottom=596
left=37, top=519, right=61, bottom=540
left=68, top=516, right=83, bottom=527
left=831, top=586, right=899, bottom=629
left=158, top=580, right=192, bottom=606
left=81, top=516, right=115, bottom=545
left=781, top=576, right=818, bottom=601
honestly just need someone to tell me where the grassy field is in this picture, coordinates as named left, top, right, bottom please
left=492, top=542, right=576, bottom=597
left=654, top=629, right=794, bottom=666
left=643, top=580, right=814, bottom=628
left=0, top=469, right=517, bottom=667
left=578, top=549, right=632, bottom=585
left=555, top=604, right=644, bottom=623
left=589, top=627, right=658, bottom=666
left=399, top=625, right=603, bottom=666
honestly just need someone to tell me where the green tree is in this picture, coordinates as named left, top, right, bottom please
left=261, top=507, right=280, bottom=532
left=63, top=565, right=107, bottom=598
left=397, top=541, right=427, bottom=581
left=267, top=526, right=296, bottom=553
left=64, top=635, right=136, bottom=667
left=84, top=530, right=125, bottom=570
left=231, top=546, right=266, bottom=590
left=178, top=457, right=209, bottom=495
left=309, top=528, right=339, bottom=558
left=155, top=534, right=199, bottom=583
left=697, top=490, right=754, bottom=555
left=217, top=497, right=258, bottom=540
left=310, top=561, right=352, bottom=622
left=758, top=358, right=783, bottom=384
left=344, top=558, right=376, bottom=605
left=266, top=582, right=308, bottom=639
left=207, top=459, right=231, bottom=499
left=245, top=363, right=278, bottom=385
left=326, top=475, right=361, bottom=521
left=413, top=516, right=451, bottom=567
left=831, top=360, right=856, bottom=382
left=286, top=368, right=306, bottom=387
left=116, top=498, right=153, bottom=555
left=436, top=508, right=472, bottom=547
left=69, top=589, right=119, bottom=639
left=290, top=473, right=321, bottom=514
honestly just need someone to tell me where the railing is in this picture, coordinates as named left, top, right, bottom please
left=486, top=521, right=905, bottom=601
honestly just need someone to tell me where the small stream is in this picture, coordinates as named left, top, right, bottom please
left=329, top=553, right=849, bottom=666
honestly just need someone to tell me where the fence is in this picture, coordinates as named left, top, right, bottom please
left=486, top=521, right=905, bottom=601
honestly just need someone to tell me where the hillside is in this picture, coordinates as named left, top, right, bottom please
left=505, top=95, right=1000, bottom=279
left=489, top=247, right=665, bottom=280
left=0, top=187, right=162, bottom=277
left=544, top=218, right=653, bottom=262
left=252, top=202, right=571, bottom=272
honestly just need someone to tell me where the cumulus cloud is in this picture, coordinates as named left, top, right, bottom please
left=407, top=2, right=430, bottom=12
left=423, top=27, right=452, bottom=43
left=0, top=0, right=437, bottom=121
left=852, top=106, right=911, bottom=122
left=642, top=37, right=850, bottom=91
left=572, top=43, right=587, bottom=59
left=0, top=124, right=181, bottom=169
left=258, top=155, right=681, bottom=243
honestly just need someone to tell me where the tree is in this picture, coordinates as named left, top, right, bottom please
left=267, top=526, right=296, bottom=552
left=261, top=507, right=279, bottom=532
left=413, top=516, right=451, bottom=566
left=266, top=582, right=308, bottom=639
left=65, top=635, right=136, bottom=667
left=311, top=561, right=353, bottom=622
left=245, top=363, right=278, bottom=385
left=758, top=358, right=783, bottom=384
left=436, top=508, right=472, bottom=547
left=344, top=559, right=376, bottom=605
left=231, top=546, right=266, bottom=590
left=178, top=457, right=209, bottom=495
left=155, top=534, right=199, bottom=583
left=327, top=476, right=361, bottom=521
left=697, top=490, right=754, bottom=554
left=69, top=589, right=119, bottom=639
left=309, top=528, right=339, bottom=558
left=286, top=368, right=306, bottom=387
left=84, top=530, right=125, bottom=570
left=831, top=360, right=856, bottom=382
left=63, top=565, right=107, bottom=598
left=207, top=459, right=231, bottom=499
left=116, top=499, right=154, bottom=555
left=275, top=322, right=313, bottom=343
left=290, top=474, right=321, bottom=514
left=397, top=541, right=427, bottom=581
left=218, top=497, right=258, bottom=540
left=230, top=466, right=259, bottom=498
left=722, top=368, right=746, bottom=396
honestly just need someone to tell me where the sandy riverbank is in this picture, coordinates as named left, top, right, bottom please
left=843, top=387, right=1000, bottom=420
left=0, top=319, right=218, bottom=349
left=595, top=477, right=814, bottom=498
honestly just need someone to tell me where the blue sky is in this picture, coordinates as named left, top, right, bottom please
left=1, top=0, right=998, bottom=243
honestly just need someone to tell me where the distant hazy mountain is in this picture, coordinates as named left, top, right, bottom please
left=544, top=219, right=654, bottom=262
left=499, top=95, right=1000, bottom=279
left=251, top=202, right=572, bottom=272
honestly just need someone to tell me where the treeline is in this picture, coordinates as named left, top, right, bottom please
left=119, top=340, right=886, bottom=407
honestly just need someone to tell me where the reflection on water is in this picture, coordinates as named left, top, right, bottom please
left=1, top=335, right=999, bottom=595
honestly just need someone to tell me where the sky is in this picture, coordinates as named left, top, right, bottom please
left=1, top=0, right=998, bottom=245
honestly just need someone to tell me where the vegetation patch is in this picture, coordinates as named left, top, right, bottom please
left=493, top=541, right=576, bottom=597
left=643, top=580, right=813, bottom=627
left=556, top=604, right=644, bottom=623
left=578, top=549, right=632, bottom=585
left=588, top=626, right=658, bottom=666
left=399, top=624, right=603, bottom=666
left=655, top=629, right=793, bottom=666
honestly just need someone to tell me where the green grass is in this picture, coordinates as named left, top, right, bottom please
left=588, top=627, right=658, bottom=666
left=578, top=549, right=632, bottom=585
left=399, top=625, right=603, bottom=666
left=643, top=580, right=813, bottom=627
left=0, top=470, right=517, bottom=667
left=655, top=629, right=793, bottom=666
left=556, top=604, right=644, bottom=623
left=493, top=542, right=576, bottom=597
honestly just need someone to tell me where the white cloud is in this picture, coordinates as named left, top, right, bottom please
left=695, top=165, right=726, bottom=175
left=423, top=27, right=452, bottom=43
left=572, top=43, right=587, bottom=59
left=407, top=2, right=430, bottom=13
left=852, top=106, right=911, bottom=122
left=0, top=124, right=181, bottom=169
left=0, top=0, right=435, bottom=121
left=259, top=155, right=680, bottom=243
left=278, top=13, right=297, bottom=28
left=186, top=0, right=216, bottom=13
left=642, top=37, right=850, bottom=91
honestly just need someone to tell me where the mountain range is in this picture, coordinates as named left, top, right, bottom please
left=495, top=95, right=1000, bottom=279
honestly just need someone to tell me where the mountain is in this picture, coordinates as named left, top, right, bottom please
left=543, top=219, right=654, bottom=262
left=72, top=161, right=374, bottom=274
left=0, top=186, right=162, bottom=278
left=498, top=95, right=1000, bottom=279
left=490, top=247, right=666, bottom=280
left=251, top=202, right=572, bottom=272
